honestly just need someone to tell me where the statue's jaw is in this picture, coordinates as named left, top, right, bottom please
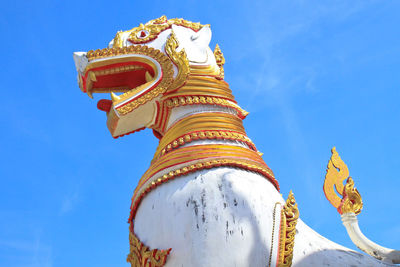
left=73, top=52, right=161, bottom=104
left=73, top=45, right=174, bottom=138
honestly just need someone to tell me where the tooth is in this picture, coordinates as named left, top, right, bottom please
left=87, top=89, right=93, bottom=99
left=111, top=92, right=120, bottom=102
left=145, top=71, right=153, bottom=82
left=89, top=71, right=97, bottom=82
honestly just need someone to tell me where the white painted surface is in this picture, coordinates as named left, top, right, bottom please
left=109, top=24, right=217, bottom=67
left=135, top=168, right=282, bottom=266
left=166, top=104, right=238, bottom=130
left=72, top=52, right=88, bottom=74
left=134, top=167, right=397, bottom=266
left=341, top=213, right=400, bottom=264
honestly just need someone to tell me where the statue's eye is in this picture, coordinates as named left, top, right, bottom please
left=137, top=30, right=149, bottom=39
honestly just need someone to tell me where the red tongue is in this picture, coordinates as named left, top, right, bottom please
left=97, top=99, right=112, bottom=112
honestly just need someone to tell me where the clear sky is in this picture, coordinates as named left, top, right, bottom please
left=1, top=1, right=399, bottom=266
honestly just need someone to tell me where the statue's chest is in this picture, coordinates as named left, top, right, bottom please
left=133, top=167, right=283, bottom=266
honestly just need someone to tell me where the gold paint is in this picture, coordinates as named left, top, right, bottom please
left=111, top=92, right=120, bottom=101
left=84, top=61, right=148, bottom=98
left=85, top=45, right=174, bottom=115
left=145, top=145, right=266, bottom=178
left=165, top=32, right=190, bottom=91
left=113, top=31, right=125, bottom=48
left=152, top=111, right=255, bottom=159
left=129, top=143, right=278, bottom=223
left=278, top=191, right=299, bottom=267
left=128, top=16, right=170, bottom=44
left=89, top=71, right=97, bottom=82
left=154, top=112, right=246, bottom=154
left=324, top=147, right=350, bottom=209
left=127, top=231, right=170, bottom=267
left=145, top=71, right=153, bottom=82
left=323, top=147, right=364, bottom=215
left=166, top=75, right=235, bottom=100
left=189, top=64, right=220, bottom=76
left=93, top=65, right=144, bottom=76
left=159, top=129, right=255, bottom=157
left=164, top=95, right=248, bottom=118
left=213, top=44, right=225, bottom=79
left=134, top=144, right=274, bottom=193
left=125, top=16, right=207, bottom=44
left=340, top=177, right=363, bottom=215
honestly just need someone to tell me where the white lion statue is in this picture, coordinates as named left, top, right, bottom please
left=73, top=16, right=398, bottom=267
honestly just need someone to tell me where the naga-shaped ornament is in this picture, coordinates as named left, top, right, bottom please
left=324, top=147, right=363, bottom=214
left=324, top=147, right=399, bottom=264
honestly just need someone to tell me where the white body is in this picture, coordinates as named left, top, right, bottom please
left=135, top=167, right=396, bottom=266
left=341, top=213, right=400, bottom=264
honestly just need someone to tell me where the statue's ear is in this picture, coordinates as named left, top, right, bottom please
left=171, top=24, right=211, bottom=47
left=192, top=25, right=211, bottom=46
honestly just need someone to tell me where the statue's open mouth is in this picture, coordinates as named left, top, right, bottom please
left=73, top=46, right=175, bottom=138
left=73, top=45, right=174, bottom=116
left=75, top=52, right=162, bottom=110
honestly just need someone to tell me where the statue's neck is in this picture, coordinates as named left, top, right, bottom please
left=128, top=74, right=279, bottom=223
left=152, top=105, right=256, bottom=160
left=150, top=73, right=255, bottom=161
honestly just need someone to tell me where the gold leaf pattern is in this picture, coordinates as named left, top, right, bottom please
left=323, top=147, right=363, bottom=215
left=278, top=191, right=299, bottom=267
left=164, top=32, right=189, bottom=92
left=339, top=177, right=363, bottom=215
left=213, top=44, right=225, bottom=79
left=324, top=147, right=350, bottom=209
left=126, top=16, right=207, bottom=44
left=127, top=231, right=171, bottom=267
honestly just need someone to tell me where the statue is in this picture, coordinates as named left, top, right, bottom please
left=73, top=16, right=397, bottom=266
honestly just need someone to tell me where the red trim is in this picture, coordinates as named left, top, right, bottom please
left=133, top=148, right=270, bottom=200
left=115, top=70, right=163, bottom=109
left=85, top=61, right=155, bottom=77
left=162, top=95, right=247, bottom=119
left=160, top=104, right=171, bottom=133
left=159, top=130, right=257, bottom=153
left=113, top=127, right=146, bottom=139
left=145, top=154, right=266, bottom=184
left=152, top=101, right=164, bottom=134
left=152, top=129, right=163, bottom=140
left=83, top=61, right=155, bottom=97
left=81, top=74, right=87, bottom=92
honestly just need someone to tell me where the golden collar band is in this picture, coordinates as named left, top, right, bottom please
left=129, top=144, right=278, bottom=225
left=153, top=112, right=249, bottom=159
left=164, top=75, right=235, bottom=101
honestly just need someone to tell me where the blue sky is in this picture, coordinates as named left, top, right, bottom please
left=1, top=1, right=399, bottom=266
